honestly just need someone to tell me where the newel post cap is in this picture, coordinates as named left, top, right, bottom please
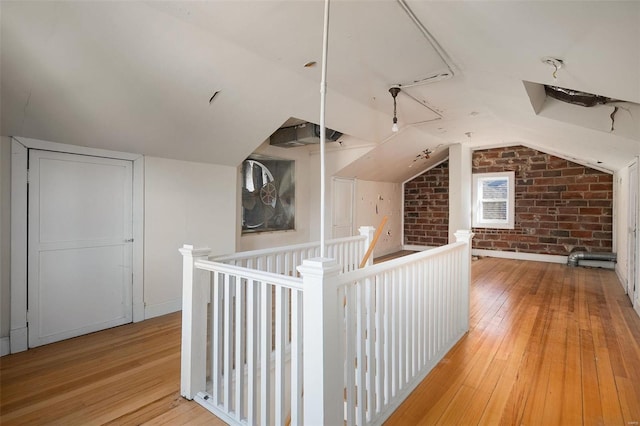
left=454, top=230, right=474, bottom=243
left=178, top=245, right=211, bottom=257
left=297, top=257, right=341, bottom=278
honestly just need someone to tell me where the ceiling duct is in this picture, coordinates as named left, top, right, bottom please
left=544, top=85, right=615, bottom=107
left=270, top=122, right=343, bottom=148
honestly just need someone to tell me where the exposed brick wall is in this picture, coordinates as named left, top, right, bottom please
left=472, top=146, right=613, bottom=255
left=404, top=161, right=449, bottom=247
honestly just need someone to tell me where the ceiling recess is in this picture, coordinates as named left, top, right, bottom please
left=270, top=122, right=343, bottom=148
left=544, top=85, right=615, bottom=107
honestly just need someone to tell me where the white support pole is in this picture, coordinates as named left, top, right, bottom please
left=449, top=144, right=472, bottom=244
left=319, top=0, right=330, bottom=258
left=454, top=230, right=474, bottom=331
left=359, top=226, right=376, bottom=267
left=179, top=244, right=212, bottom=400
left=298, top=258, right=343, bottom=425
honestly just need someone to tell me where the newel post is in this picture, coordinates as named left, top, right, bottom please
left=179, top=244, right=211, bottom=400
left=359, top=226, right=376, bottom=267
left=454, top=230, right=474, bottom=330
left=298, top=258, right=343, bottom=426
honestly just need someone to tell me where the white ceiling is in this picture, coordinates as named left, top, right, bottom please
left=2, top=1, right=639, bottom=182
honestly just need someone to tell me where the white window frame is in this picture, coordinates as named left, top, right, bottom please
left=472, top=171, right=515, bottom=229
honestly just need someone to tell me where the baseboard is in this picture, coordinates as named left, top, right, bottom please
left=472, top=249, right=567, bottom=264
left=403, top=244, right=436, bottom=252
left=9, top=327, right=28, bottom=353
left=144, top=298, right=182, bottom=320
left=376, top=245, right=404, bottom=258
left=133, top=302, right=145, bottom=323
left=1, top=337, right=10, bottom=357
left=615, top=264, right=627, bottom=291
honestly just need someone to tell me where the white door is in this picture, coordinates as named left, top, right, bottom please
left=28, top=150, right=133, bottom=347
left=629, top=162, right=638, bottom=306
left=332, top=178, right=355, bottom=238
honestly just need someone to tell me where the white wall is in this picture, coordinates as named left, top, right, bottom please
left=309, top=143, right=375, bottom=242
left=237, top=142, right=311, bottom=252
left=355, top=180, right=403, bottom=257
left=0, top=137, right=11, bottom=346
left=144, top=157, right=236, bottom=318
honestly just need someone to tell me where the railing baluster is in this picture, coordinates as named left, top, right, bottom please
left=290, top=289, right=303, bottom=426
left=417, top=260, right=424, bottom=368
left=345, top=284, right=355, bottom=426
left=235, top=276, right=245, bottom=421
left=223, top=274, right=233, bottom=411
left=356, top=279, right=366, bottom=426
left=375, top=274, right=384, bottom=415
left=213, top=271, right=223, bottom=405
left=366, top=276, right=375, bottom=420
left=247, top=280, right=257, bottom=424
left=392, top=268, right=399, bottom=398
left=383, top=271, right=391, bottom=405
left=274, top=285, right=285, bottom=425
left=260, top=281, right=271, bottom=425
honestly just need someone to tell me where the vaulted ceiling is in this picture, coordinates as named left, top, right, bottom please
left=2, top=1, right=639, bottom=182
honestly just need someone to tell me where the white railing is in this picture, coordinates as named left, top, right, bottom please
left=213, top=228, right=374, bottom=275
left=337, top=230, right=472, bottom=425
left=180, top=230, right=473, bottom=426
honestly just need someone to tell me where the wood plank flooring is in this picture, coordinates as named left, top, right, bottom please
left=385, top=257, right=640, bottom=425
left=1, top=258, right=639, bottom=425
left=0, top=312, right=220, bottom=425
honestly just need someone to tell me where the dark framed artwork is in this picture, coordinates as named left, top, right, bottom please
left=241, top=156, right=295, bottom=233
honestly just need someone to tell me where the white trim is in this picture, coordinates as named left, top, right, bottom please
left=401, top=179, right=405, bottom=248
left=472, top=249, right=567, bottom=264
left=13, top=136, right=141, bottom=161
left=402, top=156, right=449, bottom=185
left=472, top=171, right=515, bottom=229
left=144, top=298, right=182, bottom=319
left=403, top=244, right=436, bottom=252
left=1, top=337, right=10, bottom=356
left=132, top=157, right=145, bottom=322
left=9, top=327, right=27, bottom=353
left=10, top=137, right=144, bottom=352
left=616, top=263, right=628, bottom=291
left=10, top=140, right=28, bottom=353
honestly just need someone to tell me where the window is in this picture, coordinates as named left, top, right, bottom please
left=472, top=171, right=515, bottom=229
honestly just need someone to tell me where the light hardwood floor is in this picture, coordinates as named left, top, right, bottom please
left=386, top=257, right=640, bottom=425
left=1, top=258, right=639, bottom=425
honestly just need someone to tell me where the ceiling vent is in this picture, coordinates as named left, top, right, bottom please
left=270, top=122, right=343, bottom=148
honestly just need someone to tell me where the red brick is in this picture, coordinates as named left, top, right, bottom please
left=590, top=183, right=611, bottom=191
left=580, top=207, right=603, bottom=215
left=571, top=230, right=593, bottom=238
left=562, top=168, right=585, bottom=176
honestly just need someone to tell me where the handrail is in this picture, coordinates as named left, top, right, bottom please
left=194, top=259, right=304, bottom=291
left=340, top=241, right=465, bottom=283
left=213, top=234, right=366, bottom=263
